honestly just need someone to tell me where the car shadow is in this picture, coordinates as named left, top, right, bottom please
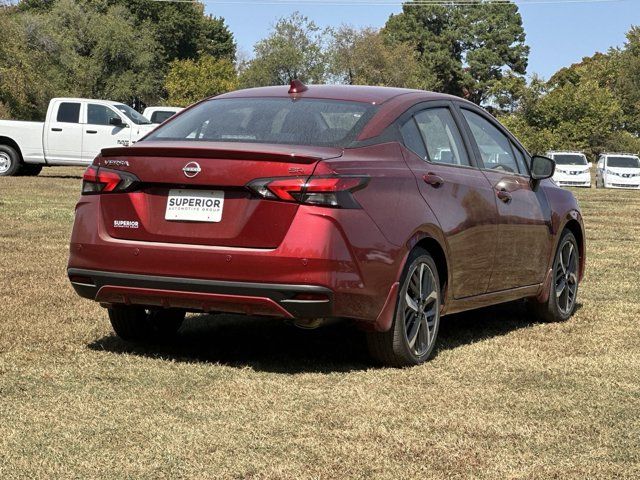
left=87, top=301, right=582, bottom=373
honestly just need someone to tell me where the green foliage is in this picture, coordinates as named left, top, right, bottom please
left=328, top=26, right=423, bottom=88
left=165, top=55, right=237, bottom=107
left=384, top=0, right=529, bottom=105
left=0, top=0, right=236, bottom=119
left=240, top=12, right=327, bottom=87
left=501, top=38, right=640, bottom=158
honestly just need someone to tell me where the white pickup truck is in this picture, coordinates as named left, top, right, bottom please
left=0, top=98, right=157, bottom=176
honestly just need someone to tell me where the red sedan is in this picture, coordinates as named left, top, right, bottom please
left=68, top=82, right=585, bottom=366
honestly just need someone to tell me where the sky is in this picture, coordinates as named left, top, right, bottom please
left=206, top=0, right=640, bottom=79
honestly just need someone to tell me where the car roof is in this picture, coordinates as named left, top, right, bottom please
left=601, top=152, right=639, bottom=158
left=215, top=84, right=460, bottom=105
left=51, top=97, right=123, bottom=106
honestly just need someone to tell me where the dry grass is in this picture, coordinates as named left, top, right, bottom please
left=0, top=167, right=638, bottom=479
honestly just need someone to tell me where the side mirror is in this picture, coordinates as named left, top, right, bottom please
left=530, top=155, right=555, bottom=191
left=109, top=117, right=126, bottom=128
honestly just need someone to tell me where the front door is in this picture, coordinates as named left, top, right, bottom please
left=459, top=107, right=552, bottom=291
left=82, top=103, right=132, bottom=163
left=399, top=105, right=499, bottom=298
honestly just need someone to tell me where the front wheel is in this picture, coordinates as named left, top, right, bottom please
left=367, top=249, right=441, bottom=367
left=108, top=306, right=185, bottom=342
left=531, top=230, right=580, bottom=322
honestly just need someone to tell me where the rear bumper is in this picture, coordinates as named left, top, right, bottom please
left=67, top=197, right=404, bottom=322
left=68, top=268, right=333, bottom=319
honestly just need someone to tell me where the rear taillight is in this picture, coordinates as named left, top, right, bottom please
left=247, top=175, right=369, bottom=208
left=82, top=166, right=139, bottom=195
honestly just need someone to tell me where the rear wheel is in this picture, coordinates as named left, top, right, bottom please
left=531, top=230, right=579, bottom=322
left=108, top=306, right=185, bottom=342
left=367, top=249, right=441, bottom=367
left=0, top=145, right=22, bottom=177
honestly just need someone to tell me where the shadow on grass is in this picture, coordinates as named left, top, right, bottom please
left=87, top=301, right=580, bottom=373
left=40, top=174, right=83, bottom=180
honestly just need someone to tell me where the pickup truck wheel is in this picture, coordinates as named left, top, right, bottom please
left=0, top=145, right=22, bottom=177
left=108, top=306, right=185, bottom=342
left=20, top=164, right=42, bottom=176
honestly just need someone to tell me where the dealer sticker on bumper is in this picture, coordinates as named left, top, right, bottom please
left=165, top=189, right=224, bottom=222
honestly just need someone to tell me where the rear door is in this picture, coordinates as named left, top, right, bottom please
left=399, top=103, right=499, bottom=298
left=457, top=105, right=552, bottom=291
left=45, top=101, right=83, bottom=164
left=82, top=103, right=132, bottom=162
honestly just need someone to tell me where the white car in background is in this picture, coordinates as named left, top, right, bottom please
left=596, top=153, right=640, bottom=189
left=0, top=98, right=156, bottom=176
left=547, top=151, right=591, bottom=188
left=142, top=106, right=183, bottom=124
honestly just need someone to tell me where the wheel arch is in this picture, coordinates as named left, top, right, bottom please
left=0, top=136, right=24, bottom=162
left=562, top=216, right=585, bottom=281
left=413, top=236, right=448, bottom=295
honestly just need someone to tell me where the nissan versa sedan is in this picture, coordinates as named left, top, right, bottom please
left=68, top=82, right=585, bottom=367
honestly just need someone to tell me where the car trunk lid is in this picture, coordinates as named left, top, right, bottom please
left=97, top=141, right=342, bottom=248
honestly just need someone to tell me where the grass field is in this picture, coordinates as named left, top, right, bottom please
left=1, top=167, right=639, bottom=479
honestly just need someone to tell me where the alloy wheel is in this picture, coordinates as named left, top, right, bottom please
left=402, top=262, right=440, bottom=357
left=555, top=240, right=578, bottom=315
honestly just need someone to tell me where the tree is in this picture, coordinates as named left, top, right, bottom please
left=328, top=25, right=423, bottom=88
left=499, top=59, right=636, bottom=157
left=615, top=26, right=640, bottom=135
left=384, top=0, right=529, bottom=105
left=165, top=55, right=237, bottom=107
left=240, top=12, right=327, bottom=87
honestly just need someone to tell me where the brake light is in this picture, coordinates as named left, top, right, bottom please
left=247, top=176, right=368, bottom=208
left=82, top=166, right=139, bottom=195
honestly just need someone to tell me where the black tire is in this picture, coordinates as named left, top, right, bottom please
left=20, top=164, right=43, bottom=176
left=0, top=144, right=22, bottom=177
left=367, top=248, right=442, bottom=367
left=531, top=230, right=579, bottom=323
left=108, top=306, right=185, bottom=342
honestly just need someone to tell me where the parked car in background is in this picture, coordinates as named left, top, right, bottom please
left=596, top=153, right=640, bottom=189
left=547, top=151, right=591, bottom=188
left=0, top=98, right=156, bottom=176
left=67, top=83, right=585, bottom=367
left=142, top=106, right=184, bottom=124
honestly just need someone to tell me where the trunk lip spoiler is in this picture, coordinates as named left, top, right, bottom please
left=101, top=142, right=344, bottom=163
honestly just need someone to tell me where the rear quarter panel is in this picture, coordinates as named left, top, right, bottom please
left=0, top=120, right=45, bottom=164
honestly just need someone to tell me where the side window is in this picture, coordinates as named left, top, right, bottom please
left=400, top=119, right=427, bottom=160
left=87, top=104, right=121, bottom=126
left=414, top=108, right=470, bottom=166
left=511, top=142, right=529, bottom=173
left=150, top=111, right=175, bottom=124
left=462, top=109, right=521, bottom=174
left=56, top=102, right=81, bottom=123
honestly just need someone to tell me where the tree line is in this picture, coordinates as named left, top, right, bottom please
left=1, top=0, right=638, bottom=157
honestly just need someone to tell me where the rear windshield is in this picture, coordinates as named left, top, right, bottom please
left=607, top=156, right=640, bottom=168
left=144, top=98, right=377, bottom=147
left=554, top=154, right=587, bottom=165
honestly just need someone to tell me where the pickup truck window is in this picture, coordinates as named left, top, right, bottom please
left=88, top=104, right=120, bottom=126
left=114, top=104, right=151, bottom=125
left=57, top=103, right=80, bottom=123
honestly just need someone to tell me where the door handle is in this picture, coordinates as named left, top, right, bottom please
left=423, top=173, right=444, bottom=188
left=86, top=130, right=97, bottom=134
left=497, top=190, right=512, bottom=203
left=51, top=128, right=62, bottom=132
